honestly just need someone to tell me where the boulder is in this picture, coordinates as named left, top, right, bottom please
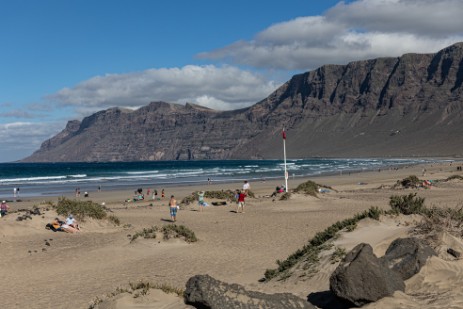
left=184, top=274, right=315, bottom=309
left=381, top=237, right=437, bottom=280
left=329, top=243, right=405, bottom=307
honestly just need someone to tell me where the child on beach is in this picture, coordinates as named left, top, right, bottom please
left=197, top=191, right=205, bottom=212
left=1, top=200, right=9, bottom=217
left=169, top=195, right=178, bottom=222
left=236, top=190, right=246, bottom=213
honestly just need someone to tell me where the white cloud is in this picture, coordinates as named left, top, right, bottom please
left=199, top=0, right=463, bottom=70
left=328, top=0, right=463, bottom=37
left=44, top=0, right=463, bottom=120
left=49, top=65, right=279, bottom=114
left=0, top=121, right=64, bottom=152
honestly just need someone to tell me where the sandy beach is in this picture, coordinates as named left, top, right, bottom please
left=1, top=161, right=463, bottom=308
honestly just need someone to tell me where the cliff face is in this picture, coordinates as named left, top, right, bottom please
left=23, top=42, right=463, bottom=162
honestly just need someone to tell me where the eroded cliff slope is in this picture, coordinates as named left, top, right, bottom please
left=23, top=42, right=463, bottom=162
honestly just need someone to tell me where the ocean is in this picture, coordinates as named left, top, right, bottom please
left=0, top=158, right=443, bottom=199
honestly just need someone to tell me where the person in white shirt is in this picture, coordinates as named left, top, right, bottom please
left=243, top=180, right=250, bottom=194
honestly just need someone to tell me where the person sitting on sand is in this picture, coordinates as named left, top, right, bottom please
left=169, top=195, right=178, bottom=222
left=197, top=191, right=205, bottom=212
left=1, top=200, right=9, bottom=217
left=46, top=217, right=64, bottom=232
left=65, top=214, right=80, bottom=230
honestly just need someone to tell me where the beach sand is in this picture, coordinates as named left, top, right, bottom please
left=1, top=161, right=463, bottom=308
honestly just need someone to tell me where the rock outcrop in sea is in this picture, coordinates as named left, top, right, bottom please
left=23, top=42, right=463, bottom=162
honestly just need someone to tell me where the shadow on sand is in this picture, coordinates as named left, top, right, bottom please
left=307, top=290, right=352, bottom=309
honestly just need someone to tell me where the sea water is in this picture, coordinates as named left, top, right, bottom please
left=0, top=158, right=443, bottom=199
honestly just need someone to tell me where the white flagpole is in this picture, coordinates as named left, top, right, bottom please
left=283, top=128, right=288, bottom=192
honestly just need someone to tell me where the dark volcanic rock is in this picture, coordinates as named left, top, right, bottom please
left=184, top=274, right=314, bottom=309
left=23, top=42, right=463, bottom=162
left=381, top=237, right=436, bottom=280
left=329, top=243, right=405, bottom=307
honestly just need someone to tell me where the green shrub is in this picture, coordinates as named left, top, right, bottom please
left=346, top=223, right=357, bottom=232
left=180, top=190, right=251, bottom=205
left=108, top=215, right=121, bottom=226
left=54, top=197, right=107, bottom=221
left=130, top=224, right=197, bottom=243
left=279, top=192, right=291, bottom=200
left=130, top=226, right=158, bottom=242
left=446, top=175, right=463, bottom=181
left=365, top=206, right=383, bottom=220
left=294, top=180, right=319, bottom=197
left=293, top=180, right=335, bottom=197
left=389, top=193, right=425, bottom=215
left=180, top=193, right=197, bottom=205
left=399, top=175, right=421, bottom=188
left=161, top=224, right=198, bottom=243
left=330, top=247, right=347, bottom=264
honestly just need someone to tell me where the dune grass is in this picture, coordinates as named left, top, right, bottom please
left=54, top=197, right=107, bottom=220
left=293, top=180, right=336, bottom=197
left=264, top=206, right=383, bottom=281
left=130, top=224, right=197, bottom=243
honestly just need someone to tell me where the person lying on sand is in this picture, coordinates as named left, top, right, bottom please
left=61, top=223, right=80, bottom=233
left=45, top=217, right=64, bottom=232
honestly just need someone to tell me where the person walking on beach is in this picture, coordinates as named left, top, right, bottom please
left=161, top=189, right=165, bottom=199
left=197, top=191, right=205, bottom=212
left=236, top=190, right=246, bottom=213
left=154, top=189, right=158, bottom=200
left=243, top=180, right=250, bottom=194
left=169, top=195, right=178, bottom=222
left=13, top=187, right=17, bottom=198
left=17, top=187, right=20, bottom=198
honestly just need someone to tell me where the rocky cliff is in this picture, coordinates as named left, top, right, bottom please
left=23, top=42, right=463, bottom=162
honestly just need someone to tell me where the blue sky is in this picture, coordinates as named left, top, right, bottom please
left=1, top=0, right=463, bottom=162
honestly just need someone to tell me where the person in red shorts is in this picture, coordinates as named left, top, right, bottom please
left=236, top=190, right=246, bottom=213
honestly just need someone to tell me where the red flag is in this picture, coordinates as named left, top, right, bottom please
left=282, top=129, right=286, bottom=140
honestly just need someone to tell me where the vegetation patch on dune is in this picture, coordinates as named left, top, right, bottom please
left=444, top=174, right=463, bottom=181
left=264, top=191, right=463, bottom=282
left=130, top=224, right=197, bottom=243
left=389, top=193, right=425, bottom=215
left=293, top=180, right=336, bottom=197
left=53, top=197, right=120, bottom=224
left=89, top=280, right=184, bottom=308
left=393, top=175, right=422, bottom=189
left=264, top=206, right=383, bottom=281
left=180, top=190, right=255, bottom=205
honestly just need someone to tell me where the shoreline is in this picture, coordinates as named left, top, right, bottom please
left=0, top=157, right=452, bottom=201
left=6, top=160, right=459, bottom=211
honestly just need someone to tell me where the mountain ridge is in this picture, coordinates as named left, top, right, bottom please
left=23, top=42, right=463, bottom=162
